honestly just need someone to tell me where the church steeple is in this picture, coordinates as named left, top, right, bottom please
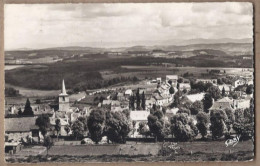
left=59, top=79, right=69, bottom=112
left=61, top=79, right=67, bottom=95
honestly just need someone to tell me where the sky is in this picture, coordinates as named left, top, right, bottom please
left=4, top=3, right=253, bottom=50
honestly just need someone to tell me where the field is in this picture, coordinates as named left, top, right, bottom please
left=5, top=84, right=60, bottom=97
left=6, top=140, right=254, bottom=163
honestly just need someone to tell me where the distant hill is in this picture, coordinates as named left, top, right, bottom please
left=5, top=38, right=253, bottom=60
left=124, top=43, right=253, bottom=56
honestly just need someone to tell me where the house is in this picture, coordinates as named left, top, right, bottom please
left=196, top=79, right=217, bottom=85
left=82, top=106, right=92, bottom=117
left=209, top=97, right=233, bottom=112
left=166, top=75, right=178, bottom=86
left=186, top=93, right=205, bottom=103
left=124, top=89, right=133, bottom=98
left=157, top=77, right=162, bottom=84
left=233, top=99, right=250, bottom=110
left=5, top=117, right=40, bottom=143
left=165, top=108, right=179, bottom=118
left=111, top=100, right=121, bottom=111
left=117, top=92, right=125, bottom=101
left=130, top=111, right=150, bottom=138
left=5, top=142, right=22, bottom=154
left=146, top=99, right=156, bottom=110
left=33, top=106, right=54, bottom=117
left=120, top=101, right=129, bottom=109
left=50, top=116, right=69, bottom=136
left=145, top=89, right=154, bottom=100
left=232, top=78, right=246, bottom=88
left=153, top=94, right=170, bottom=107
left=179, top=83, right=191, bottom=91
left=218, top=84, right=234, bottom=95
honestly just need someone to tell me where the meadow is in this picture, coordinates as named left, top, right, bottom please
left=6, top=140, right=254, bottom=162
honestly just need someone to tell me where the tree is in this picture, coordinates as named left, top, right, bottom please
left=203, top=93, right=213, bottom=113
left=233, top=108, right=254, bottom=140
left=177, top=107, right=191, bottom=115
left=138, top=122, right=150, bottom=138
left=147, top=109, right=165, bottom=142
left=177, top=78, right=183, bottom=83
left=190, top=101, right=204, bottom=115
left=170, top=113, right=198, bottom=141
left=87, top=109, right=106, bottom=144
left=105, top=111, right=131, bottom=143
left=35, top=114, right=50, bottom=138
left=224, top=108, right=235, bottom=134
left=196, top=81, right=206, bottom=92
left=55, top=119, right=61, bottom=140
left=203, top=82, right=213, bottom=92
left=222, top=87, right=226, bottom=97
left=169, top=86, right=175, bottom=95
left=172, top=90, right=182, bottom=107
left=78, top=116, right=88, bottom=131
left=132, top=120, right=136, bottom=136
left=141, top=91, right=146, bottom=110
left=64, top=125, right=70, bottom=136
left=136, top=89, right=141, bottom=109
left=246, top=85, right=253, bottom=95
left=23, top=98, right=34, bottom=116
left=35, top=99, right=41, bottom=104
left=43, top=136, right=53, bottom=156
left=210, top=109, right=228, bottom=140
left=207, top=86, right=221, bottom=100
left=18, top=108, right=23, bottom=116
left=71, top=120, right=84, bottom=140
left=129, top=95, right=135, bottom=110
left=196, top=112, right=209, bottom=139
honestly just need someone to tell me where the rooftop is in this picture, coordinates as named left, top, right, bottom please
left=186, top=93, right=205, bottom=103
left=5, top=117, right=37, bottom=132
left=130, top=111, right=150, bottom=121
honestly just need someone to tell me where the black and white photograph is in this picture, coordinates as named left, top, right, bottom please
left=4, top=2, right=254, bottom=163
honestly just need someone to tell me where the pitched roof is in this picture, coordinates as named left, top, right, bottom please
left=125, top=89, right=133, bottom=95
left=102, top=100, right=112, bottom=105
left=186, top=93, right=205, bottom=103
left=216, top=97, right=233, bottom=103
left=209, top=102, right=232, bottom=110
left=130, top=111, right=150, bottom=121
left=166, top=75, right=178, bottom=80
left=111, top=100, right=120, bottom=106
left=166, top=108, right=179, bottom=115
left=5, top=117, right=37, bottom=132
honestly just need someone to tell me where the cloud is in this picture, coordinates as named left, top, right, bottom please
left=4, top=3, right=253, bottom=50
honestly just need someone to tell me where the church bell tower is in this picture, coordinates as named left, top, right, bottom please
left=59, top=79, right=69, bottom=112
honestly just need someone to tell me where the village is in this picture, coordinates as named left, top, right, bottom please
left=4, top=67, right=254, bottom=161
